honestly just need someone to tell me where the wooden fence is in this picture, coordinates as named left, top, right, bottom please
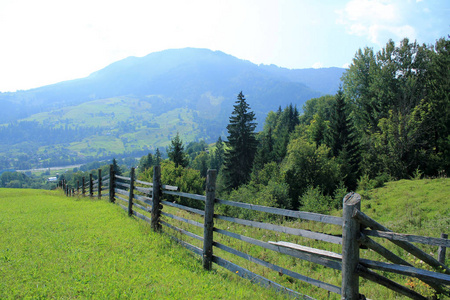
left=59, top=165, right=450, bottom=300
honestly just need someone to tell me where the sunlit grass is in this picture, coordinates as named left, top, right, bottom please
left=0, top=188, right=286, bottom=299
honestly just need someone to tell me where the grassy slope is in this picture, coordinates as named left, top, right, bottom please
left=0, top=189, right=285, bottom=299
left=359, top=177, right=449, bottom=237
left=1, top=178, right=448, bottom=299
left=22, top=96, right=201, bottom=159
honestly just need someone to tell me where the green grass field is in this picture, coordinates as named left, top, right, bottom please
left=1, top=178, right=449, bottom=299
left=0, top=189, right=285, bottom=299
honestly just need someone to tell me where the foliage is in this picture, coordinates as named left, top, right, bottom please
left=138, top=153, right=154, bottom=174
left=210, top=136, right=225, bottom=172
left=283, top=137, right=341, bottom=210
left=222, top=92, right=258, bottom=190
left=167, top=132, right=189, bottom=168
left=139, top=160, right=204, bottom=209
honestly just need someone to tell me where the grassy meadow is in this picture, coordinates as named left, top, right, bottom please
left=0, top=188, right=285, bottom=299
left=1, top=178, right=448, bottom=299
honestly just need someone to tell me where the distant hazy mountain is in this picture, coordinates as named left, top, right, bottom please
left=0, top=48, right=345, bottom=169
left=0, top=48, right=344, bottom=124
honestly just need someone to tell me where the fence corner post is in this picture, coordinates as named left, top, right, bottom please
left=341, top=192, right=361, bottom=300
left=438, top=233, right=448, bottom=264
left=109, top=164, right=115, bottom=203
left=128, top=167, right=135, bottom=217
left=82, top=177, right=85, bottom=196
left=203, top=169, right=217, bottom=270
left=151, top=165, right=162, bottom=232
left=89, top=173, right=93, bottom=198
left=98, top=169, right=102, bottom=199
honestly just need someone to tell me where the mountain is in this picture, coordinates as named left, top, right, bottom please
left=0, top=48, right=345, bottom=170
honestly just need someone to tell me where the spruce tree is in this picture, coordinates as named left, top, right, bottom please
left=210, top=136, right=225, bottom=172
left=112, top=158, right=122, bottom=176
left=167, top=132, right=188, bottom=168
left=222, top=92, right=258, bottom=190
left=327, top=87, right=360, bottom=190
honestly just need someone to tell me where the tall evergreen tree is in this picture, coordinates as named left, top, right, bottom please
left=223, top=92, right=258, bottom=190
left=167, top=132, right=189, bottom=168
left=327, top=88, right=360, bottom=190
left=138, top=153, right=153, bottom=173
left=112, top=158, right=122, bottom=176
left=210, top=136, right=225, bottom=172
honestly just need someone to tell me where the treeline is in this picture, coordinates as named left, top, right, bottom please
left=0, top=121, right=92, bottom=145
left=136, top=37, right=449, bottom=215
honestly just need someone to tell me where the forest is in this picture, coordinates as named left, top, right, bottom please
left=137, top=37, right=449, bottom=214
left=2, top=37, right=449, bottom=215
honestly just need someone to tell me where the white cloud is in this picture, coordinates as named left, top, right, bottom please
left=336, top=0, right=417, bottom=45
left=342, top=63, right=350, bottom=69
left=312, top=62, right=323, bottom=69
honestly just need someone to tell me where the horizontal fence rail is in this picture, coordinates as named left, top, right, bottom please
left=59, top=166, right=449, bottom=300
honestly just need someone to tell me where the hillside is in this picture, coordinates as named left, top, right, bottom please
left=0, top=188, right=285, bottom=299
left=1, top=178, right=448, bottom=299
left=0, top=48, right=344, bottom=170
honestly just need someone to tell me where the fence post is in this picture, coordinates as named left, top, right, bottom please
left=203, top=169, right=217, bottom=270
left=438, top=233, right=448, bottom=264
left=109, top=164, right=115, bottom=203
left=98, top=169, right=102, bottom=199
left=151, top=165, right=162, bottom=232
left=128, top=167, right=135, bottom=217
left=341, top=192, right=362, bottom=300
left=89, top=173, right=93, bottom=198
left=82, top=177, right=85, bottom=196
left=77, top=180, right=79, bottom=195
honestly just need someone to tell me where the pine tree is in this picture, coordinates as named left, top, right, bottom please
left=167, top=132, right=188, bottom=168
left=210, top=136, right=225, bottom=172
left=327, top=87, right=360, bottom=190
left=222, top=92, right=258, bottom=190
left=112, top=158, right=122, bottom=176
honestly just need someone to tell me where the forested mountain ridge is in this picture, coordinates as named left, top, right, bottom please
left=0, top=48, right=343, bottom=123
left=0, top=48, right=344, bottom=170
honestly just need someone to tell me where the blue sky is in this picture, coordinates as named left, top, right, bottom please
left=0, top=0, right=448, bottom=92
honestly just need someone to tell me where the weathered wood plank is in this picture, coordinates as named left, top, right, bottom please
left=214, top=228, right=342, bottom=271
left=115, top=195, right=128, bottom=204
left=115, top=181, right=131, bottom=189
left=134, top=197, right=153, bottom=207
left=135, top=179, right=152, bottom=186
left=102, top=174, right=110, bottom=181
left=118, top=203, right=127, bottom=212
left=162, top=184, right=178, bottom=191
left=133, top=202, right=151, bottom=214
left=160, top=220, right=203, bottom=241
left=115, top=175, right=130, bottom=181
left=161, top=200, right=205, bottom=216
left=215, top=241, right=341, bottom=294
left=362, top=229, right=450, bottom=248
left=216, top=198, right=343, bottom=226
left=356, top=264, right=427, bottom=300
left=353, top=209, right=450, bottom=274
left=161, top=211, right=203, bottom=228
left=215, top=214, right=342, bottom=244
left=132, top=210, right=151, bottom=224
left=269, top=241, right=342, bottom=260
left=212, top=255, right=313, bottom=300
left=114, top=188, right=129, bottom=197
left=134, top=186, right=151, bottom=194
left=169, top=235, right=203, bottom=256
left=359, top=233, right=410, bottom=266
left=163, top=190, right=206, bottom=202
left=359, top=259, right=450, bottom=285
